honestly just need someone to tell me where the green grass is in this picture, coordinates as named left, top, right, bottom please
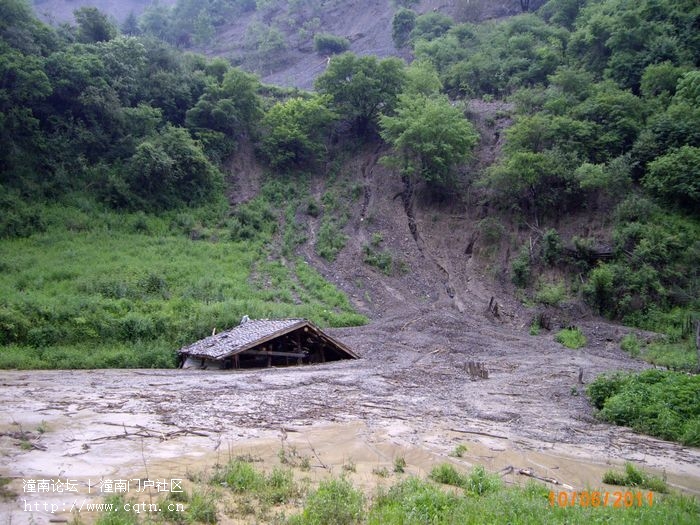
left=555, top=327, right=587, bottom=349
left=588, top=369, right=700, bottom=446
left=366, top=476, right=697, bottom=525
left=213, top=458, right=301, bottom=505
left=534, top=281, right=567, bottom=307
left=603, top=463, right=669, bottom=493
left=618, top=332, right=697, bottom=372
left=0, top=194, right=365, bottom=369
left=155, top=459, right=699, bottom=525
left=620, top=333, right=641, bottom=357
left=643, top=339, right=698, bottom=371
left=291, top=477, right=364, bottom=525
left=429, top=463, right=501, bottom=496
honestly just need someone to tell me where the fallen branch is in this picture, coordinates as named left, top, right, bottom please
left=89, top=427, right=209, bottom=443
left=305, top=438, right=328, bottom=470
left=517, top=467, right=574, bottom=490
left=450, top=428, right=508, bottom=440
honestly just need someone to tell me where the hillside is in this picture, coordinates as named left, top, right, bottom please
left=32, top=0, right=176, bottom=23
left=32, top=0, right=545, bottom=88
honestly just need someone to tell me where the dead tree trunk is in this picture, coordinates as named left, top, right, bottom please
left=696, top=320, right=700, bottom=372
left=520, top=0, right=530, bottom=11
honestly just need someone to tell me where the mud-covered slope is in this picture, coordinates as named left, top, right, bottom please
left=33, top=0, right=542, bottom=89
left=32, top=0, right=176, bottom=24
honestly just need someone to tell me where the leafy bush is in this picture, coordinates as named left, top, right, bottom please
left=511, top=249, right=531, bottom=288
left=316, top=220, right=347, bottom=262
left=465, top=465, right=501, bottom=496
left=369, top=477, right=460, bottom=524
left=477, top=217, right=505, bottom=246
left=555, top=327, right=587, bottom=349
left=296, top=478, right=363, bottom=525
left=535, top=281, right=566, bottom=306
left=541, top=228, right=562, bottom=265
left=584, top=264, right=615, bottom=316
left=362, top=245, right=406, bottom=276
left=429, top=463, right=467, bottom=488
left=643, top=145, right=700, bottom=212
left=392, top=8, right=416, bottom=49
left=620, top=334, right=641, bottom=357
left=213, top=459, right=264, bottom=493
left=588, top=370, right=700, bottom=445
left=313, top=33, right=350, bottom=55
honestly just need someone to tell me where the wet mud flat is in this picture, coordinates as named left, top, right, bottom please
left=1, top=311, right=699, bottom=523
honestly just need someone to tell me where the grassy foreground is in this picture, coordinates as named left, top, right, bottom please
left=90, top=456, right=699, bottom=525
left=0, top=184, right=366, bottom=369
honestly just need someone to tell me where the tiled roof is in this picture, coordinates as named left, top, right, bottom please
left=179, top=318, right=307, bottom=360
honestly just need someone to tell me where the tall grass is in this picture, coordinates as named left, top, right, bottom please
left=0, top=190, right=366, bottom=369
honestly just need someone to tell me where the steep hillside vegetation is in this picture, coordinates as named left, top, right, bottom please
left=2, top=0, right=699, bottom=387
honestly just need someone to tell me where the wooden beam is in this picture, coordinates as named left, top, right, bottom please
left=242, top=350, right=307, bottom=358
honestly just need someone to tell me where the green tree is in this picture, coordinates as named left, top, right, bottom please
left=121, top=12, right=140, bottom=36
left=193, top=9, right=215, bottom=45
left=186, top=67, right=261, bottom=136
left=410, top=12, right=453, bottom=42
left=126, top=125, right=222, bottom=209
left=379, top=94, right=478, bottom=188
left=315, top=53, right=406, bottom=136
left=313, top=33, right=350, bottom=55
left=404, top=59, right=442, bottom=96
left=74, top=7, right=117, bottom=43
left=643, top=146, right=700, bottom=212
left=391, top=8, right=416, bottom=49
left=260, top=95, right=336, bottom=169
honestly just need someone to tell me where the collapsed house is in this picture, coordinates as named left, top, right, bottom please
left=178, top=318, right=359, bottom=369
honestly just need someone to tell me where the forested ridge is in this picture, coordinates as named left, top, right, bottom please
left=1, top=0, right=699, bottom=386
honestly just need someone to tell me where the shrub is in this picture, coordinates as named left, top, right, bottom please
left=213, top=459, right=264, bottom=493
left=369, top=477, right=459, bottom=524
left=298, top=478, right=363, bottom=525
left=541, top=228, right=562, bottom=265
left=392, top=8, right=416, bottom=48
left=449, top=444, right=467, bottom=458
left=263, top=467, right=299, bottom=504
left=313, top=33, right=350, bottom=55
left=465, top=465, right=501, bottom=496
left=186, top=489, right=218, bottom=523
left=511, top=248, right=531, bottom=288
left=535, top=281, right=566, bottom=306
left=555, top=327, right=587, bottom=349
left=620, top=334, right=641, bottom=356
left=429, top=464, right=467, bottom=488
left=477, top=217, right=505, bottom=245
left=316, top=221, right=347, bottom=261
left=588, top=370, right=700, bottom=445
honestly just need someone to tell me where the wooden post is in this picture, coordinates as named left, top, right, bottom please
left=296, top=332, right=303, bottom=365
left=320, top=346, right=326, bottom=363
